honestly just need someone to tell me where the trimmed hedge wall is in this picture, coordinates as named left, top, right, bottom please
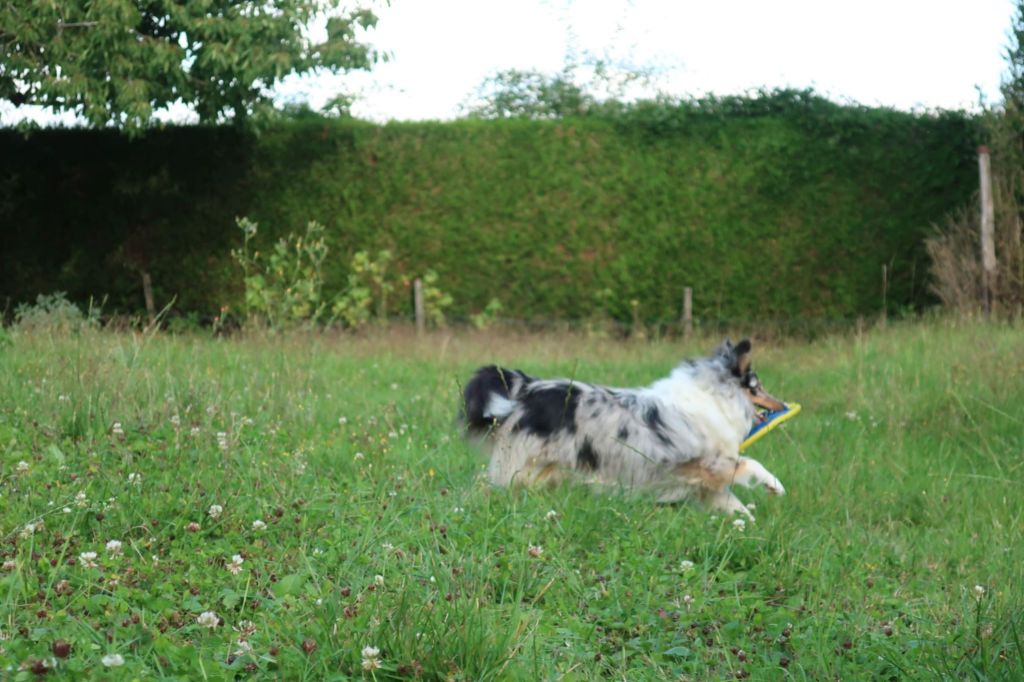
left=0, top=92, right=979, bottom=322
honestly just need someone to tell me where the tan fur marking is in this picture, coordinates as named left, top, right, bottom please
left=674, top=459, right=748, bottom=492
left=737, top=351, right=751, bottom=374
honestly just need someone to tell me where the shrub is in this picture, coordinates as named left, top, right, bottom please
left=13, top=292, right=99, bottom=333
left=231, top=217, right=329, bottom=328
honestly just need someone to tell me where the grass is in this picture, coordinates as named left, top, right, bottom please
left=0, top=320, right=1022, bottom=680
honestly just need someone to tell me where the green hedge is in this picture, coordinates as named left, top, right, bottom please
left=0, top=91, right=979, bottom=322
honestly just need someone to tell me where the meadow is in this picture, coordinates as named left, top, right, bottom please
left=0, top=320, right=1022, bottom=680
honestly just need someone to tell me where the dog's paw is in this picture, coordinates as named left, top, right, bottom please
left=764, top=476, right=785, bottom=496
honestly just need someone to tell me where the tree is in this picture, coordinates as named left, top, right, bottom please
left=465, top=68, right=593, bottom=119
left=0, top=1, right=378, bottom=131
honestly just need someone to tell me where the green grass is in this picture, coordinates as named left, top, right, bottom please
left=0, top=321, right=1022, bottom=680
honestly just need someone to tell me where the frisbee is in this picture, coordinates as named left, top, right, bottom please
left=740, top=402, right=802, bottom=451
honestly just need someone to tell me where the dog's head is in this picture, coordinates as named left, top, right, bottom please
left=714, top=338, right=785, bottom=412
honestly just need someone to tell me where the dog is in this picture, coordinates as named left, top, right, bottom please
left=459, top=339, right=786, bottom=518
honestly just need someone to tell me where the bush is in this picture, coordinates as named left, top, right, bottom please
left=13, top=292, right=99, bottom=333
left=231, top=217, right=330, bottom=328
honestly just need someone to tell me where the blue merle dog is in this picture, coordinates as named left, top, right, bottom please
left=460, top=339, right=786, bottom=518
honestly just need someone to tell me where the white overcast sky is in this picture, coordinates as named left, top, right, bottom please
left=288, top=0, right=1020, bottom=121
left=1, top=0, right=1019, bottom=126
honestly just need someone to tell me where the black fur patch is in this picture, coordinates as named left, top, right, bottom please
left=577, top=439, right=599, bottom=470
left=461, top=365, right=531, bottom=436
left=644, top=405, right=674, bottom=446
left=514, top=384, right=581, bottom=437
left=644, top=405, right=664, bottom=430
left=617, top=426, right=630, bottom=440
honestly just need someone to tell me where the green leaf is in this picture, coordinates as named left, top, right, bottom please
left=272, top=573, right=306, bottom=597
left=46, top=443, right=65, bottom=465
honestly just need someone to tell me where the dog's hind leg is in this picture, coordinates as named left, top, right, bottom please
left=709, top=488, right=754, bottom=520
left=731, top=457, right=785, bottom=496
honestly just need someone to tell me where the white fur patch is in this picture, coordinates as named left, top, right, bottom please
left=484, top=394, right=518, bottom=419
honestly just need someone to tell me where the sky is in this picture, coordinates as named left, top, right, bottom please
left=2, top=0, right=1019, bottom=126
left=287, top=0, right=1020, bottom=121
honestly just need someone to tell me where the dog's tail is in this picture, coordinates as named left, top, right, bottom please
left=460, top=365, right=532, bottom=437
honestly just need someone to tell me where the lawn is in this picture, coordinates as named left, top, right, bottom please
left=0, top=320, right=1022, bottom=680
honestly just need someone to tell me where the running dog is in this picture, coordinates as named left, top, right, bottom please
left=459, top=339, right=786, bottom=518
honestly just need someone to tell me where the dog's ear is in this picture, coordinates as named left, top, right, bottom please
left=735, top=338, right=752, bottom=374
left=713, top=338, right=734, bottom=359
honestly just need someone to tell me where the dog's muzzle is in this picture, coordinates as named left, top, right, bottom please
left=747, top=389, right=785, bottom=413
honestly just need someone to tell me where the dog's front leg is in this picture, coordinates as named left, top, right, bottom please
left=731, top=457, right=785, bottom=495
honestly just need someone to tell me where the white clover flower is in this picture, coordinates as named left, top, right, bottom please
left=112, top=422, right=124, bottom=436
left=312, top=547, right=325, bottom=557
left=732, top=518, right=746, bottom=531
left=680, top=560, right=695, bottom=572
left=75, top=491, right=88, bottom=508
left=170, top=414, right=181, bottom=427
left=381, top=543, right=394, bottom=551
left=361, top=645, right=381, bottom=671
left=234, top=620, right=257, bottom=638
left=2, top=560, right=15, bottom=571
left=974, top=584, right=986, bottom=598
left=227, top=554, right=244, bottom=575
left=545, top=509, right=559, bottom=521
left=216, top=432, right=229, bottom=451
left=208, top=504, right=223, bottom=519
left=101, top=653, right=125, bottom=667
left=232, top=639, right=254, bottom=657
left=452, top=506, right=465, bottom=514
left=58, top=394, right=70, bottom=403
left=79, top=551, right=99, bottom=568
left=252, top=519, right=267, bottom=531
left=62, top=507, right=71, bottom=513
left=128, top=473, right=141, bottom=485
left=19, top=523, right=36, bottom=539
left=746, top=503, right=756, bottom=511
left=353, top=452, right=365, bottom=461
left=374, top=574, right=385, bottom=587
left=190, top=426, right=200, bottom=437
left=338, top=416, right=348, bottom=426
left=528, top=544, right=543, bottom=558
left=196, top=611, right=219, bottom=628
left=241, top=417, right=254, bottom=427
left=106, top=540, right=123, bottom=556
left=683, top=594, right=694, bottom=606
left=845, top=411, right=858, bottom=421
left=15, top=461, right=29, bottom=473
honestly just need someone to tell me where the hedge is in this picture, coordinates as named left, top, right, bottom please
left=0, top=91, right=979, bottom=323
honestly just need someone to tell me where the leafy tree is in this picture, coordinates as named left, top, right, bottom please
left=0, top=1, right=379, bottom=130
left=465, top=68, right=593, bottom=119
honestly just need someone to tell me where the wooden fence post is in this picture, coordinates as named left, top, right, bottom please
left=141, top=271, right=156, bottom=325
left=681, top=287, right=693, bottom=338
left=880, top=264, right=888, bottom=327
left=413, top=277, right=425, bottom=336
left=978, top=145, right=997, bottom=315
